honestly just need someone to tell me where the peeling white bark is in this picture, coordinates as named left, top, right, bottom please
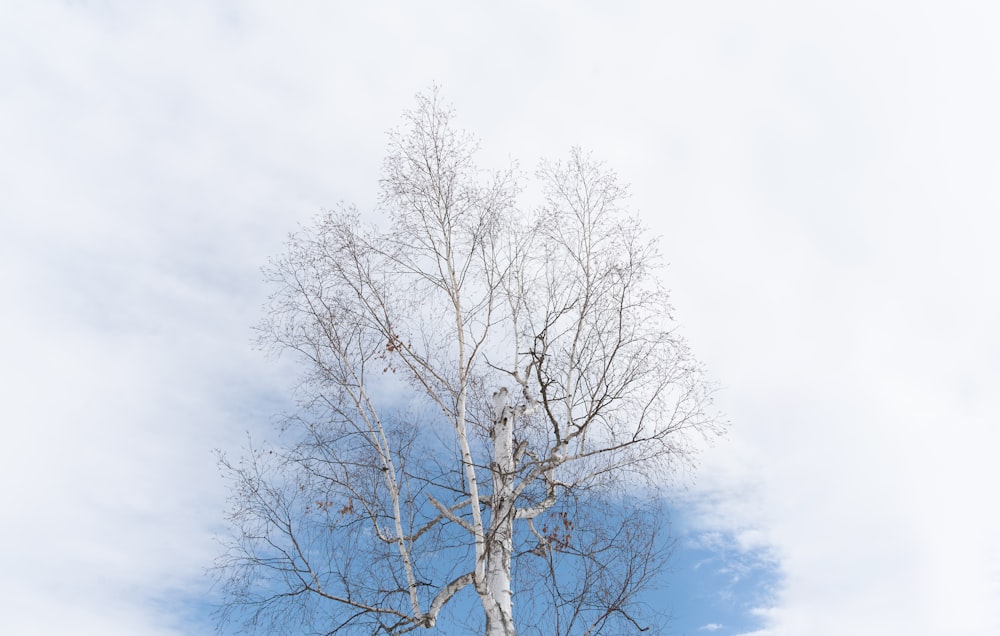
left=485, top=387, right=516, bottom=636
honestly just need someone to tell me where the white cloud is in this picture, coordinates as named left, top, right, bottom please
left=700, top=624, right=725, bottom=631
left=666, top=4, right=1000, bottom=631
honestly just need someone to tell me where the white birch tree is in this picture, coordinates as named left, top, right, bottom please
left=217, top=88, right=720, bottom=636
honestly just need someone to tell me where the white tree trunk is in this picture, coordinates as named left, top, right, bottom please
left=484, top=387, right=516, bottom=636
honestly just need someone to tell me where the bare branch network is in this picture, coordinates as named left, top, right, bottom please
left=216, top=88, right=721, bottom=636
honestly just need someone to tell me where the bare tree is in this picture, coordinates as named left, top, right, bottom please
left=216, top=88, right=719, bottom=636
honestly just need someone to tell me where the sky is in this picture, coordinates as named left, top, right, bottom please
left=2, top=1, right=999, bottom=634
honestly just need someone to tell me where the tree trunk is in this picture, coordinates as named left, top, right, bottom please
left=485, top=387, right=516, bottom=636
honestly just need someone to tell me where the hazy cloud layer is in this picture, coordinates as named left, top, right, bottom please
left=2, top=2, right=998, bottom=634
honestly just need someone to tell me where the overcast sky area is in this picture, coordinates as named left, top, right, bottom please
left=3, top=1, right=999, bottom=634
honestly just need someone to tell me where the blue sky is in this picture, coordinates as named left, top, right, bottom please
left=3, top=1, right=1000, bottom=634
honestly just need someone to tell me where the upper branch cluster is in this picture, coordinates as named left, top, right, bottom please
left=218, top=88, right=719, bottom=636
